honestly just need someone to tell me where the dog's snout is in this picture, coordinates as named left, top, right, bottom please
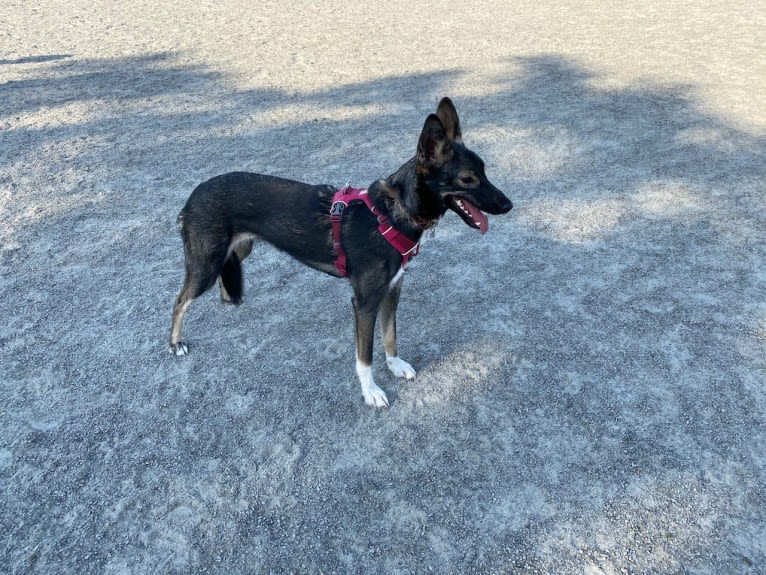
left=486, top=182, right=512, bottom=213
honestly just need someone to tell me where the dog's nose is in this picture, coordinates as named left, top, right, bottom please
left=499, top=197, right=513, bottom=213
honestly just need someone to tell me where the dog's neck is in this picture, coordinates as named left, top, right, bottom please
left=371, top=158, right=443, bottom=237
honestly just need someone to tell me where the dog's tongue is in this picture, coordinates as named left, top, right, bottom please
left=463, top=199, right=489, bottom=234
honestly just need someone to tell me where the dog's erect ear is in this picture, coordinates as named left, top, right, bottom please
left=436, top=97, right=462, bottom=143
left=417, top=114, right=452, bottom=169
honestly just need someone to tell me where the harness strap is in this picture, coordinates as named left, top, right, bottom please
left=331, top=186, right=420, bottom=277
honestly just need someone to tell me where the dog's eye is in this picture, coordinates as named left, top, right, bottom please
left=457, top=175, right=478, bottom=187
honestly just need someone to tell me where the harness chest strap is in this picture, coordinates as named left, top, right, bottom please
left=330, top=186, right=420, bottom=277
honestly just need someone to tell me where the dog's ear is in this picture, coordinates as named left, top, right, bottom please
left=417, top=114, right=452, bottom=169
left=436, top=97, right=462, bottom=143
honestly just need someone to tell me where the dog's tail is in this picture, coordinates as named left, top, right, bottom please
left=219, top=254, right=244, bottom=305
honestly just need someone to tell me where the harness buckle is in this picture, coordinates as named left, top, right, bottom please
left=330, top=201, right=346, bottom=220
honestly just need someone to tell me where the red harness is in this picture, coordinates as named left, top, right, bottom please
left=330, top=186, right=420, bottom=277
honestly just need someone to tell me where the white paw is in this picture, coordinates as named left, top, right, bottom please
left=357, top=360, right=389, bottom=408
left=170, top=342, right=188, bottom=356
left=362, top=383, right=390, bottom=408
left=386, top=356, right=417, bottom=380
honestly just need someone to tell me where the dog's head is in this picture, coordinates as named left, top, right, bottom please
left=416, top=97, right=512, bottom=234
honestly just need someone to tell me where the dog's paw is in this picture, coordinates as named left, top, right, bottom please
left=357, top=361, right=389, bottom=407
left=169, top=342, right=188, bottom=356
left=220, top=293, right=243, bottom=305
left=386, top=356, right=417, bottom=380
left=362, top=383, right=390, bottom=408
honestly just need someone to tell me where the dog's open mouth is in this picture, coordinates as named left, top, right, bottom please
left=447, top=196, right=489, bottom=234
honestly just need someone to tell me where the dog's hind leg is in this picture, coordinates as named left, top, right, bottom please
left=169, top=247, right=228, bottom=356
left=169, top=290, right=194, bottom=356
left=380, top=273, right=417, bottom=380
left=352, top=293, right=389, bottom=407
left=218, top=238, right=253, bottom=304
left=218, top=255, right=243, bottom=305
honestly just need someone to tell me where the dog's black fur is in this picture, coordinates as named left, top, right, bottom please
left=169, top=98, right=512, bottom=406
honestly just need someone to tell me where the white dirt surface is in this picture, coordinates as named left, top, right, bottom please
left=2, top=1, right=766, bottom=573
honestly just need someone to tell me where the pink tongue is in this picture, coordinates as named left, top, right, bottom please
left=462, top=199, right=489, bottom=235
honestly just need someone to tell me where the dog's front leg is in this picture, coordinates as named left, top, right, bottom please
left=380, top=275, right=416, bottom=380
left=352, top=295, right=389, bottom=407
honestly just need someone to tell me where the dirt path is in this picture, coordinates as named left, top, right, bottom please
left=2, top=2, right=765, bottom=573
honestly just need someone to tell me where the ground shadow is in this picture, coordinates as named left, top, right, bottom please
left=0, top=54, right=73, bottom=65
left=2, top=51, right=764, bottom=574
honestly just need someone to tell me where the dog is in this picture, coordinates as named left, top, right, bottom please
left=169, top=97, right=512, bottom=407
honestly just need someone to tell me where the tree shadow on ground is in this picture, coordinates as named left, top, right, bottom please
left=2, top=51, right=765, bottom=574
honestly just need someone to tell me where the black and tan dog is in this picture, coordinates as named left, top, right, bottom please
left=169, top=98, right=512, bottom=407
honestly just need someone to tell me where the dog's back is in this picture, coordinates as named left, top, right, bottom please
left=180, top=172, right=339, bottom=274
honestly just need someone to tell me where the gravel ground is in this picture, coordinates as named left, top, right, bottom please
left=2, top=1, right=765, bottom=573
